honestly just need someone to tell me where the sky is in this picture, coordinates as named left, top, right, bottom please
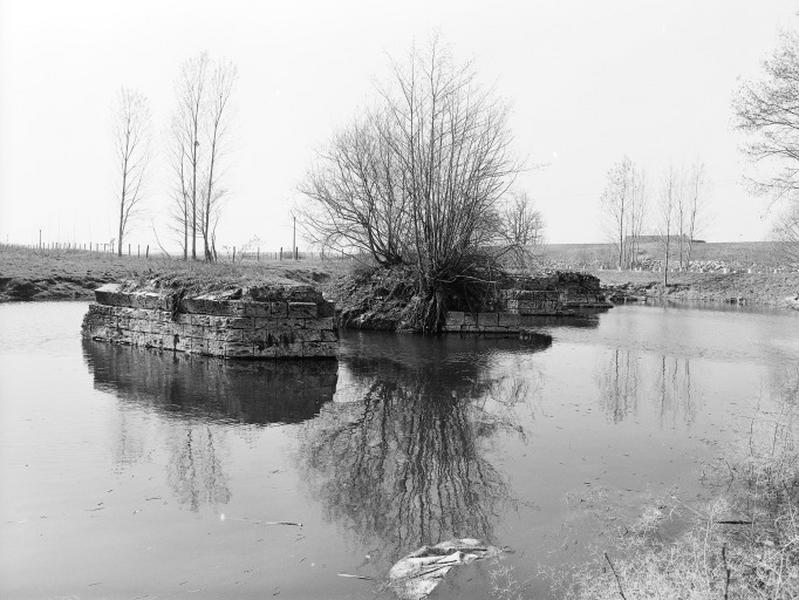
left=0, top=0, right=796, bottom=251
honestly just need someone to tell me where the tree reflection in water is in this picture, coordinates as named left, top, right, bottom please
left=167, top=425, right=231, bottom=512
left=596, top=348, right=697, bottom=425
left=597, top=348, right=641, bottom=423
left=296, top=333, right=550, bottom=568
left=82, top=339, right=338, bottom=511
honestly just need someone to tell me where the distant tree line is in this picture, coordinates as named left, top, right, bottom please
left=599, top=157, right=705, bottom=284
left=112, top=52, right=237, bottom=261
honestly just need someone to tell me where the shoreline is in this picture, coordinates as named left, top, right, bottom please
left=2, top=246, right=797, bottom=311
left=597, top=269, right=799, bottom=310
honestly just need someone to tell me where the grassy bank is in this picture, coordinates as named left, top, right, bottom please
left=558, top=398, right=799, bottom=600
left=597, top=270, right=799, bottom=308
left=537, top=240, right=798, bottom=308
left=2, top=243, right=797, bottom=309
left=0, top=245, right=352, bottom=302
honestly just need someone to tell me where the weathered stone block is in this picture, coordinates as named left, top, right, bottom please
left=447, top=311, right=465, bottom=327
left=224, top=341, right=252, bottom=358
left=243, top=302, right=271, bottom=318
left=191, top=337, right=209, bottom=355
left=318, top=301, right=335, bottom=318
left=251, top=343, right=279, bottom=358
left=288, top=302, right=318, bottom=318
left=84, top=282, right=338, bottom=359
left=286, top=286, right=318, bottom=302
left=497, top=313, right=520, bottom=328
left=255, top=317, right=305, bottom=330
left=270, top=301, right=288, bottom=317
left=226, top=316, right=254, bottom=330
left=302, top=341, right=336, bottom=357
left=94, top=283, right=124, bottom=306
left=135, top=292, right=165, bottom=311
left=478, top=312, right=499, bottom=327
left=321, top=329, right=339, bottom=342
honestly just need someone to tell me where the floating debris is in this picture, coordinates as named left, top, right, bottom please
left=336, top=573, right=373, bottom=581
left=388, top=538, right=503, bottom=600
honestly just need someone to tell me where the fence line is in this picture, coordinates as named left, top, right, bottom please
left=0, top=241, right=357, bottom=264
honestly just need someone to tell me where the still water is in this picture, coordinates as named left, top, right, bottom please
left=1, top=302, right=797, bottom=598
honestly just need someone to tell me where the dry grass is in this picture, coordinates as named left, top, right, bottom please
left=0, top=244, right=354, bottom=300
left=558, top=403, right=799, bottom=600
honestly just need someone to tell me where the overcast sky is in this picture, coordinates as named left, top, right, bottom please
left=0, top=0, right=796, bottom=250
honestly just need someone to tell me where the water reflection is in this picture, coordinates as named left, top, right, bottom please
left=655, top=356, right=697, bottom=427
left=297, top=333, right=551, bottom=568
left=597, top=349, right=640, bottom=423
left=167, top=425, right=231, bottom=511
left=596, top=350, right=697, bottom=425
left=82, top=339, right=338, bottom=424
left=83, top=340, right=338, bottom=511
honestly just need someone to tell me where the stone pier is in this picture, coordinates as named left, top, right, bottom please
left=443, top=271, right=612, bottom=334
left=82, top=282, right=338, bottom=359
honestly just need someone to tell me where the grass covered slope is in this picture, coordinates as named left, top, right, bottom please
left=0, top=245, right=350, bottom=302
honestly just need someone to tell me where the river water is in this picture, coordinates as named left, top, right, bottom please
left=1, top=301, right=797, bottom=598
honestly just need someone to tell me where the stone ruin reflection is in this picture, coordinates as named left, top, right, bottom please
left=295, top=333, right=551, bottom=569
left=82, top=339, right=338, bottom=510
left=83, top=339, right=338, bottom=424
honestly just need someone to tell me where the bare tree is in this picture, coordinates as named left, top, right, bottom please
left=301, top=38, right=519, bottom=331
left=168, top=129, right=191, bottom=259
left=601, top=157, right=647, bottom=270
left=113, top=87, right=150, bottom=256
left=684, top=161, right=705, bottom=269
left=734, top=29, right=799, bottom=257
left=500, top=190, right=544, bottom=268
left=602, top=157, right=631, bottom=270
left=628, top=167, right=648, bottom=269
left=775, top=202, right=799, bottom=262
left=659, top=165, right=679, bottom=286
left=301, top=113, right=410, bottom=265
left=201, top=59, right=237, bottom=261
left=171, top=53, right=236, bottom=261
left=676, top=171, right=687, bottom=270
left=173, top=53, right=208, bottom=260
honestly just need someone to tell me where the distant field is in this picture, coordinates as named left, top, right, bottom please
left=537, top=240, right=792, bottom=270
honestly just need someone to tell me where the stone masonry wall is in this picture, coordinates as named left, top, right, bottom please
left=443, top=310, right=560, bottom=334
left=444, top=273, right=611, bottom=334
left=82, top=283, right=338, bottom=359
